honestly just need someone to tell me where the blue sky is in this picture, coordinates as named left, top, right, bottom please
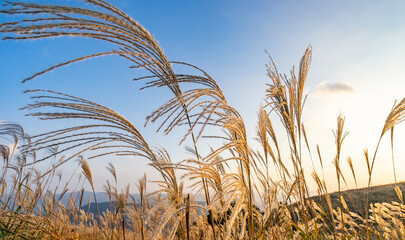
left=2, top=0, right=405, bottom=192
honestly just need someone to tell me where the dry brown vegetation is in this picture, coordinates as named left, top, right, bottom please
left=1, top=0, right=405, bottom=239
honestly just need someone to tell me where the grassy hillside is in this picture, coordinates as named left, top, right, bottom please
left=311, top=181, right=405, bottom=217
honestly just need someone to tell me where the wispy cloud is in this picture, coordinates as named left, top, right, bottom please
left=313, top=81, right=355, bottom=95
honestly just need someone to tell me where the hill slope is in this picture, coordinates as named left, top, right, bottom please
left=310, top=181, right=405, bottom=217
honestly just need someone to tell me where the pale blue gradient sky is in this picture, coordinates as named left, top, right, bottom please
left=2, top=0, right=405, bottom=192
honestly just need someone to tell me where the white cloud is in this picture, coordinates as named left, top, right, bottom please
left=313, top=81, right=355, bottom=95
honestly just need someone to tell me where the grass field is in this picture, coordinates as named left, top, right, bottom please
left=1, top=1, right=405, bottom=239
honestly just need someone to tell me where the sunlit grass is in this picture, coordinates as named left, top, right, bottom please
left=1, top=1, right=405, bottom=239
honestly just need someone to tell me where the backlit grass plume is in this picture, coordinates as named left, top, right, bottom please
left=2, top=1, right=405, bottom=239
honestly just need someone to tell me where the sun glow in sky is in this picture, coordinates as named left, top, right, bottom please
left=2, top=0, right=405, bottom=193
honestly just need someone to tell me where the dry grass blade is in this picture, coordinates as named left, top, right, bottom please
left=368, top=98, right=405, bottom=182
left=21, top=89, right=157, bottom=176
left=346, top=157, right=357, bottom=188
left=0, top=0, right=182, bottom=95
left=80, top=156, right=93, bottom=190
left=302, top=123, right=315, bottom=170
left=381, top=98, right=405, bottom=137
left=363, top=149, right=371, bottom=177
left=333, top=113, right=349, bottom=161
left=106, top=162, right=117, bottom=186
left=395, top=185, right=403, bottom=203
left=295, top=46, right=312, bottom=140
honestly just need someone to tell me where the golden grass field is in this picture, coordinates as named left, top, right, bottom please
left=1, top=1, right=405, bottom=239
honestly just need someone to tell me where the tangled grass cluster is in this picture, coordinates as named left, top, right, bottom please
left=1, top=1, right=405, bottom=239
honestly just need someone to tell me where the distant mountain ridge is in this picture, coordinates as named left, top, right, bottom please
left=55, top=191, right=142, bottom=207
left=308, top=181, right=405, bottom=217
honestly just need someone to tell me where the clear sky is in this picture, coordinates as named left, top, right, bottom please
left=2, top=0, right=405, bottom=193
